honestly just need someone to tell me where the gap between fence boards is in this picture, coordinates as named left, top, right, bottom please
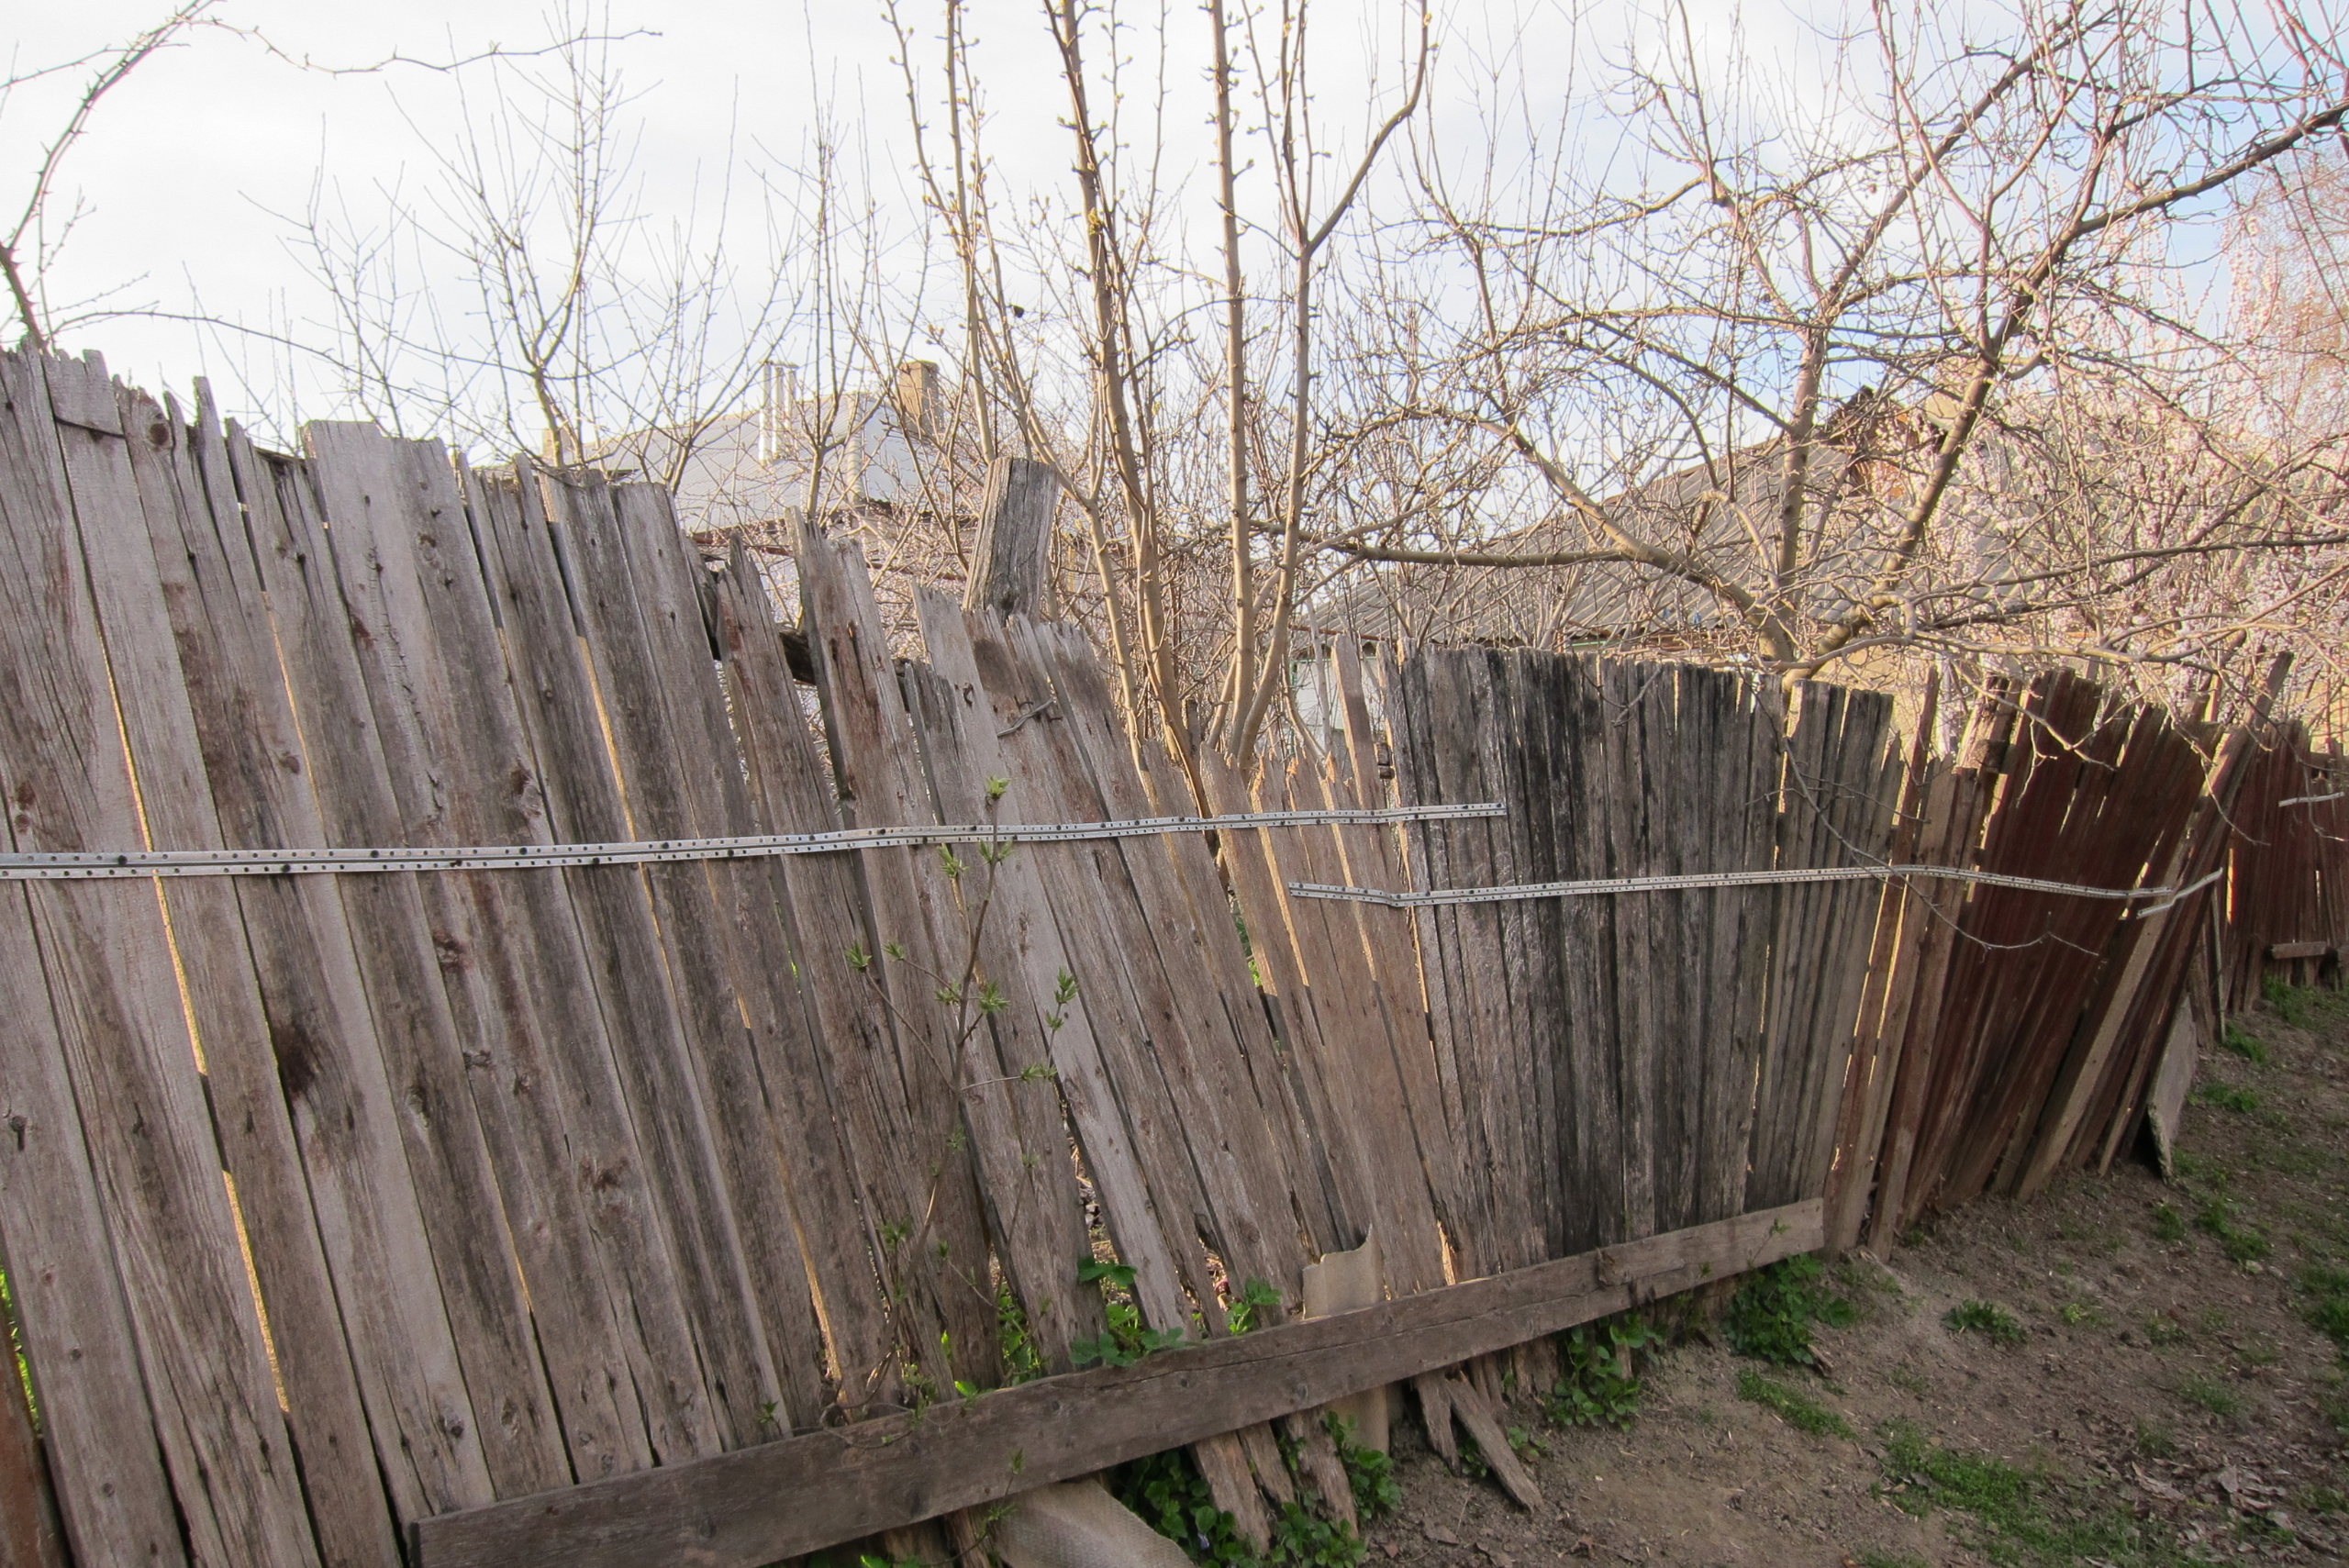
left=408, top=1198, right=1821, bottom=1568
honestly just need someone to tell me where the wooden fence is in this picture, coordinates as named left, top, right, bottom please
left=0, top=349, right=2336, bottom=1568
left=1824, top=666, right=2345, bottom=1251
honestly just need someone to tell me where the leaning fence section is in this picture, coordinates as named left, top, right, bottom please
left=1822, top=668, right=2345, bottom=1252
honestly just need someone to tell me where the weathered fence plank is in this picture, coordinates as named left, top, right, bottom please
left=232, top=422, right=582, bottom=1498
left=963, top=456, right=1060, bottom=619
left=0, top=352, right=318, bottom=1568
left=703, top=548, right=917, bottom=1401
left=80, top=369, right=417, bottom=1566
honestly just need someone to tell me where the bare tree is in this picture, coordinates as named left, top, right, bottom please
left=1298, top=0, right=2349, bottom=723
left=81, top=0, right=2346, bottom=753
left=285, top=4, right=810, bottom=499
left=1, top=2, right=220, bottom=350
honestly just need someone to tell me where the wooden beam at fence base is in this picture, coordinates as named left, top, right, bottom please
left=2268, top=941, right=2336, bottom=962
left=413, top=1200, right=1821, bottom=1568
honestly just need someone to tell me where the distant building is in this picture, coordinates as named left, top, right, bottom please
left=573, top=361, right=975, bottom=645
left=579, top=360, right=952, bottom=533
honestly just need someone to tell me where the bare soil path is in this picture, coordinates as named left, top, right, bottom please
left=1373, top=983, right=2349, bottom=1567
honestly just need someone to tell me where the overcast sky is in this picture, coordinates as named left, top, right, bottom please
left=5, top=0, right=2010, bottom=433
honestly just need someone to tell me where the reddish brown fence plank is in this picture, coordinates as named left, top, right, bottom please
left=0, top=1326, right=63, bottom=1568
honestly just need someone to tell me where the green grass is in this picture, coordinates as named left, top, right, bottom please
left=1885, top=1362, right=1930, bottom=1396
left=1850, top=1551, right=1927, bottom=1568
left=2221, top=1021, right=2269, bottom=1063
left=2294, top=1484, right=2348, bottom=1516
left=1736, top=1367, right=1853, bottom=1438
left=2261, top=974, right=2334, bottom=1029
left=1877, top=1420, right=2188, bottom=1566
left=2192, top=1080, right=2259, bottom=1114
left=2244, top=1138, right=2327, bottom=1176
left=1944, top=1299, right=2026, bottom=1346
left=2299, top=1264, right=2349, bottom=1356
left=2175, top=1375, right=2243, bottom=1418
left=2150, top=1202, right=2187, bottom=1241
left=2322, top=1380, right=2349, bottom=1440
left=2191, top=1195, right=2273, bottom=1265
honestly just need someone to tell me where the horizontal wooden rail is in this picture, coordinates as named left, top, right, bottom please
left=412, top=1199, right=1821, bottom=1568
left=2268, top=940, right=2336, bottom=961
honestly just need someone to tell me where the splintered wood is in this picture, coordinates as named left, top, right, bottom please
left=3, top=348, right=2322, bottom=1568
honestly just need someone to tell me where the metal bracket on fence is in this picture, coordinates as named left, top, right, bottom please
left=0, top=802, right=1506, bottom=881
left=1288, top=862, right=2224, bottom=916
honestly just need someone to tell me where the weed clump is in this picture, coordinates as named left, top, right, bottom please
left=1943, top=1299, right=2025, bottom=1347
left=1736, top=1367, right=1852, bottom=1438
left=2221, top=1022, right=2269, bottom=1064
left=1109, top=1412, right=1397, bottom=1568
left=1070, top=1258, right=1187, bottom=1368
left=1549, top=1314, right=1664, bottom=1429
left=2262, top=974, right=2331, bottom=1028
left=2191, top=1194, right=2272, bottom=1265
left=1722, top=1255, right=1853, bottom=1367
left=995, top=1280, right=1045, bottom=1383
left=2176, top=1374, right=2243, bottom=1418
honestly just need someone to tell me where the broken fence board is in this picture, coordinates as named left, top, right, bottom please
left=413, top=1200, right=1823, bottom=1568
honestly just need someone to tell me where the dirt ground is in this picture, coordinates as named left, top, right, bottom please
left=1366, top=983, right=2349, bottom=1568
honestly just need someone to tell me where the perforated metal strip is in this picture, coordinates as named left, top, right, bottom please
left=1288, top=863, right=2227, bottom=919
left=0, top=803, right=1505, bottom=881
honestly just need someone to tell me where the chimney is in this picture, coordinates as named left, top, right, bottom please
left=894, top=360, right=942, bottom=441
left=758, top=361, right=797, bottom=464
